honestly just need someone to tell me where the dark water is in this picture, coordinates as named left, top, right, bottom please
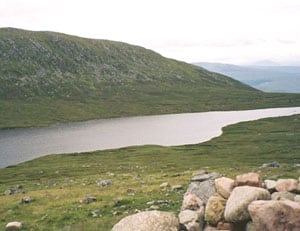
left=0, top=107, right=300, bottom=168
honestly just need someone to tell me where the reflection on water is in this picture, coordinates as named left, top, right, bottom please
left=0, top=107, right=300, bottom=168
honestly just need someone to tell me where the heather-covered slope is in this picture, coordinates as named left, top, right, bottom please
left=1, top=28, right=299, bottom=128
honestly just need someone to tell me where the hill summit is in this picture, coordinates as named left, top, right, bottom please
left=0, top=28, right=299, bottom=128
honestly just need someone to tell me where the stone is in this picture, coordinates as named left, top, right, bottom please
left=113, top=211, right=121, bottom=216
left=97, top=179, right=112, bottom=187
left=203, top=225, right=217, bottom=231
left=261, top=161, right=280, bottom=168
left=224, top=186, right=270, bottom=222
left=16, top=185, right=23, bottom=190
left=235, top=172, right=262, bottom=187
left=149, top=205, right=159, bottom=210
left=276, top=179, right=298, bottom=192
left=294, top=195, right=300, bottom=202
left=203, top=225, right=224, bottom=231
left=4, top=189, right=16, bottom=195
left=215, top=177, right=235, bottom=199
left=191, top=172, right=220, bottom=182
left=271, top=192, right=296, bottom=201
left=264, top=180, right=277, bottom=192
left=80, top=195, right=97, bottom=204
left=245, top=221, right=256, bottom=231
left=5, top=221, right=22, bottom=230
left=248, top=200, right=300, bottom=231
left=204, top=194, right=226, bottom=226
left=217, top=221, right=234, bottom=230
left=91, top=209, right=100, bottom=217
left=160, top=182, right=170, bottom=188
left=172, top=185, right=183, bottom=191
left=179, top=208, right=204, bottom=231
left=187, top=174, right=219, bottom=204
left=146, top=201, right=155, bottom=206
left=181, top=193, right=204, bottom=211
left=111, top=210, right=179, bottom=231
left=21, top=196, right=33, bottom=203
left=192, top=170, right=207, bottom=177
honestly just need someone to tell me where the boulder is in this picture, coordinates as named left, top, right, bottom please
left=203, top=225, right=218, bottom=231
left=97, top=179, right=112, bottom=187
left=191, top=172, right=220, bottom=182
left=217, top=221, right=234, bottom=230
left=111, top=210, right=179, bottom=231
left=160, top=182, right=170, bottom=189
left=4, top=189, right=17, bottom=195
left=264, top=180, right=277, bottom=192
left=181, top=193, right=204, bottom=211
left=271, top=192, right=296, bottom=201
left=248, top=200, right=300, bottom=231
left=192, top=170, right=207, bottom=177
left=203, top=225, right=229, bottom=231
left=275, top=179, right=298, bottom=192
left=294, top=195, right=300, bottom=203
left=261, top=161, right=280, bottom=168
left=224, top=186, right=270, bottom=222
left=215, top=177, right=234, bottom=199
left=16, top=185, right=23, bottom=190
left=80, top=195, right=97, bottom=204
left=179, top=208, right=204, bottom=231
left=187, top=173, right=220, bottom=204
left=204, top=194, right=226, bottom=226
left=5, top=221, right=22, bottom=231
left=245, top=221, right=256, bottom=231
left=21, top=196, right=33, bottom=203
left=172, top=185, right=183, bottom=191
left=235, top=172, right=262, bottom=187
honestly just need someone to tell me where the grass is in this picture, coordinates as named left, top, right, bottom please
left=1, top=28, right=300, bottom=129
left=1, top=91, right=300, bottom=129
left=0, top=114, right=299, bottom=230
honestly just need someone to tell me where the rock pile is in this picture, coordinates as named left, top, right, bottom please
left=179, top=171, right=300, bottom=231
left=112, top=170, right=300, bottom=231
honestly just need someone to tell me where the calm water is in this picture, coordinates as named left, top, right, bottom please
left=1, top=107, right=300, bottom=168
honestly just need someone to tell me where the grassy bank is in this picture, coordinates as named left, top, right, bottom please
left=1, top=92, right=300, bottom=129
left=0, top=114, right=299, bottom=230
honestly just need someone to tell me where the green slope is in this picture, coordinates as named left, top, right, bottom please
left=0, top=114, right=299, bottom=230
left=1, top=28, right=300, bottom=128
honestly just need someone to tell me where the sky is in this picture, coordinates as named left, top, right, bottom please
left=1, top=0, right=300, bottom=65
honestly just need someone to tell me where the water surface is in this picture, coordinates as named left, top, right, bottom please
left=0, top=107, right=300, bottom=168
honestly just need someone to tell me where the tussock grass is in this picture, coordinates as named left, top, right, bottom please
left=0, top=115, right=299, bottom=230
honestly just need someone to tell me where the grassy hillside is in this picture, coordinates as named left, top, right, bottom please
left=0, top=114, right=299, bottom=230
left=1, top=28, right=300, bottom=128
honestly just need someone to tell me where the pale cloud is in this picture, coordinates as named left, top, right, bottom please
left=0, top=0, right=300, bottom=64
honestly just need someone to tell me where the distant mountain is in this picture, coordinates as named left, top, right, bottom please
left=0, top=28, right=300, bottom=128
left=195, top=62, right=300, bottom=93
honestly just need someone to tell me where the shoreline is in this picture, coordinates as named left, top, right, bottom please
left=1, top=107, right=300, bottom=168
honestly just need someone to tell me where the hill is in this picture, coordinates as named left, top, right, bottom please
left=196, top=62, right=300, bottom=93
left=1, top=28, right=300, bottom=128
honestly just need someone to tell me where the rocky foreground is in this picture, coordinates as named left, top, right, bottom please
left=112, top=169, right=300, bottom=231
